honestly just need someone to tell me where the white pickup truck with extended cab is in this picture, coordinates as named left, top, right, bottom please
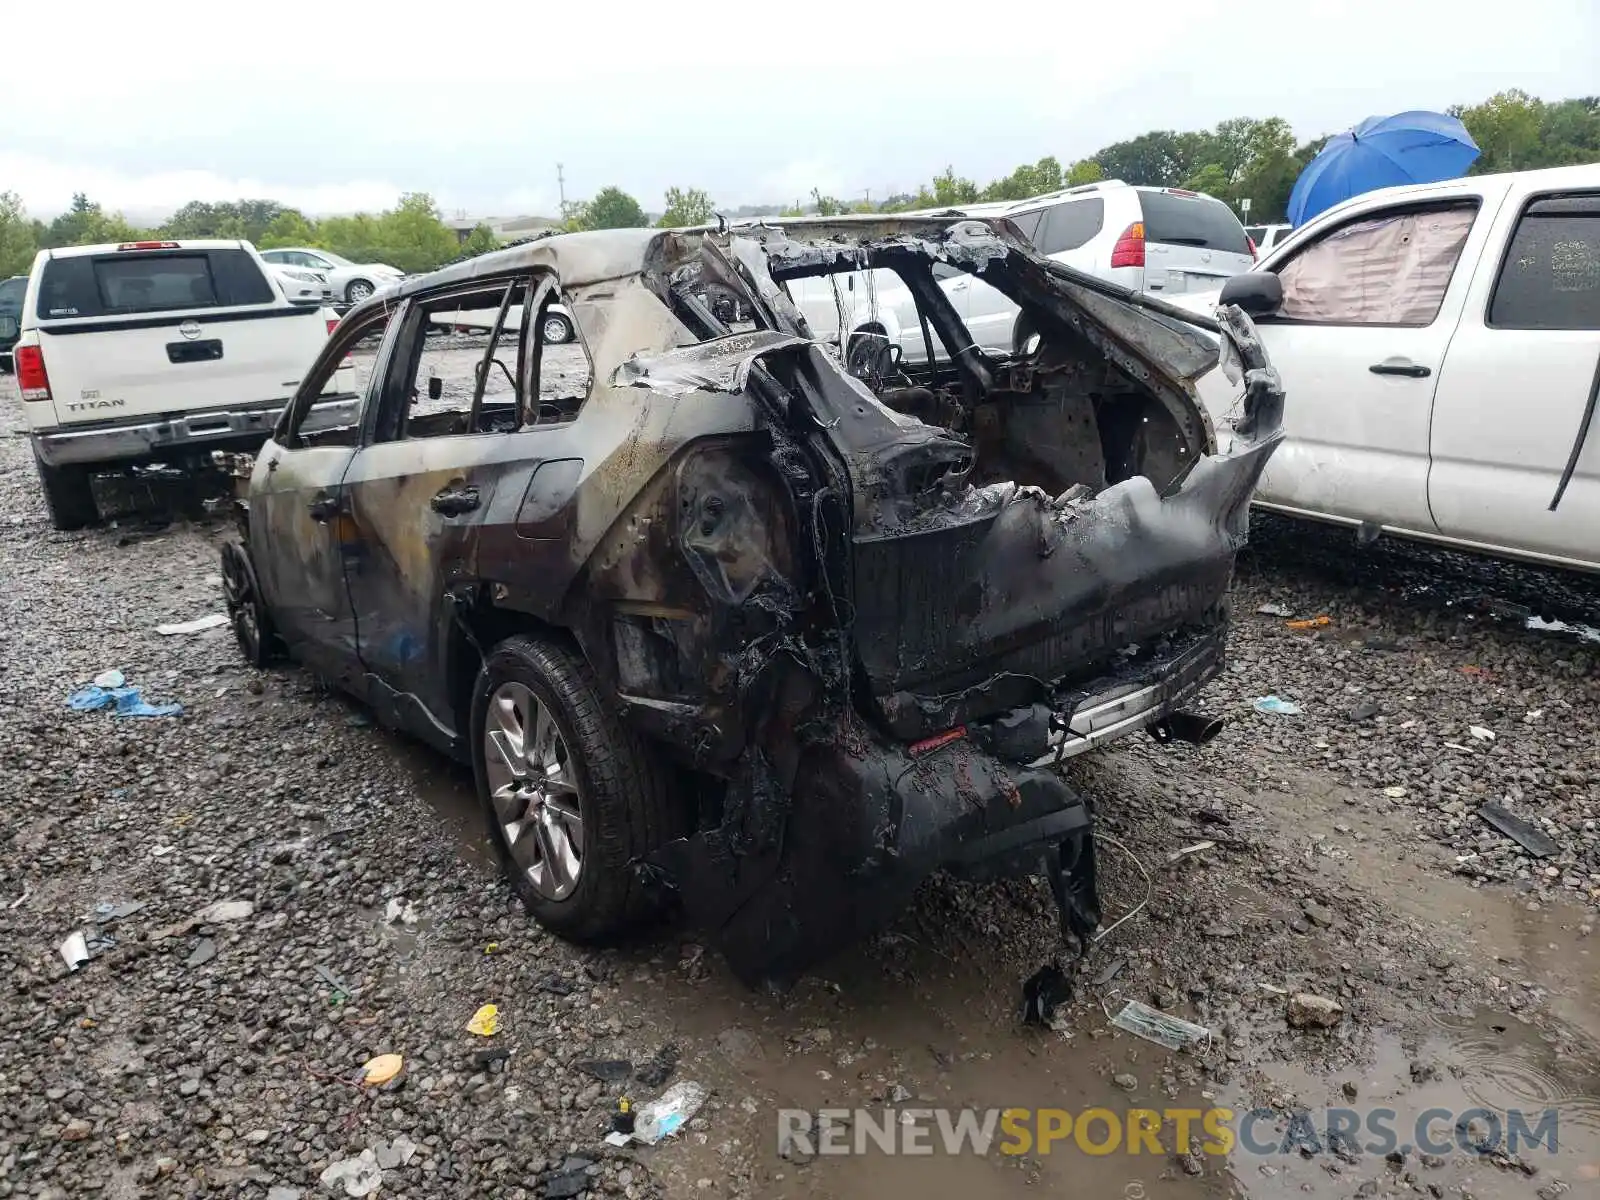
left=1191, top=165, right=1600, bottom=573
left=13, top=239, right=356, bottom=529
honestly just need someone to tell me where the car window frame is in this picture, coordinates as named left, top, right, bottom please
left=368, top=271, right=563, bottom=445
left=1258, top=198, right=1483, bottom=329
left=1034, top=197, right=1105, bottom=256
left=277, top=302, right=403, bottom=447
left=1485, top=189, right=1600, bottom=332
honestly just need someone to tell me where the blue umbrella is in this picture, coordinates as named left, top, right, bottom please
left=1287, top=111, right=1480, bottom=227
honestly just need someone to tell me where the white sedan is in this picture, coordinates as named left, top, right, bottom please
left=263, top=261, right=333, bottom=305
left=260, top=247, right=404, bottom=306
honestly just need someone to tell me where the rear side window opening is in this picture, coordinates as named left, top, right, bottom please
left=35, top=249, right=275, bottom=320
left=1138, top=191, right=1252, bottom=255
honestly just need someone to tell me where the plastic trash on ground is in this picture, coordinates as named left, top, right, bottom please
left=319, top=1151, right=382, bottom=1198
left=92, top=669, right=125, bottom=688
left=633, top=1081, right=709, bottom=1144
left=1286, top=615, right=1332, bottom=630
left=60, top=931, right=90, bottom=972
left=1252, top=696, right=1302, bottom=716
left=467, top=1003, right=500, bottom=1036
left=1109, top=999, right=1212, bottom=1052
left=156, top=613, right=230, bottom=635
left=361, top=1054, right=404, bottom=1086
left=67, top=683, right=183, bottom=718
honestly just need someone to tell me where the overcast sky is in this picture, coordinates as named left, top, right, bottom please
left=2, top=0, right=1595, bottom=221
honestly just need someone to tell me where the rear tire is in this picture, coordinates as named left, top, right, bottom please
left=472, top=634, right=681, bottom=942
left=541, top=312, right=574, bottom=345
left=32, top=449, right=97, bottom=531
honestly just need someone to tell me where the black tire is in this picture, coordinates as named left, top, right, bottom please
left=32, top=449, right=97, bottom=531
left=472, top=634, right=680, bottom=941
left=345, top=278, right=374, bottom=305
left=541, top=312, right=573, bottom=345
left=219, top=541, right=283, bottom=666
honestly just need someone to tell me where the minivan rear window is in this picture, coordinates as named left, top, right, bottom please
left=0, top=277, right=24, bottom=313
left=1139, top=192, right=1251, bottom=255
left=36, top=249, right=275, bottom=320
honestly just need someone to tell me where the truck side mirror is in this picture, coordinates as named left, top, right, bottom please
left=1219, top=271, right=1283, bottom=317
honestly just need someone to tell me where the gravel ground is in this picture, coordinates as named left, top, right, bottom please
left=2, top=368, right=1597, bottom=1200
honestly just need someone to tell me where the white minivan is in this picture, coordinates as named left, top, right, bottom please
left=1191, top=164, right=1600, bottom=573
left=13, top=239, right=355, bottom=528
left=784, top=181, right=1256, bottom=365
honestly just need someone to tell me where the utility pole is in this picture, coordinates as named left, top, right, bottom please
left=557, top=163, right=566, bottom=211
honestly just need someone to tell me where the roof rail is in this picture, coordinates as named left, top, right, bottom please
left=1013, top=178, right=1128, bottom=206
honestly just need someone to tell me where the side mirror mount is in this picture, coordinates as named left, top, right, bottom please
left=427, top=375, right=443, bottom=400
left=1218, top=271, right=1283, bottom=318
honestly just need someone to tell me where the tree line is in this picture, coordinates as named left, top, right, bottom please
left=3, top=89, right=1593, bottom=282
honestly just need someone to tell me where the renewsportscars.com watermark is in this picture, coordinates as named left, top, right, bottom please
left=776, top=1106, right=1562, bottom=1159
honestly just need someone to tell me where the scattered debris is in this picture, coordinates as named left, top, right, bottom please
left=93, top=899, right=146, bottom=924
left=1286, top=615, right=1332, bottom=629
left=319, top=1151, right=382, bottom=1198
left=633, top=1081, right=709, bottom=1145
left=635, top=1044, right=681, bottom=1088
left=1349, top=698, right=1383, bottom=722
left=1091, top=956, right=1128, bottom=987
left=195, top=900, right=255, bottom=924
left=361, top=1054, right=404, bottom=1086
left=186, top=938, right=217, bottom=968
left=576, top=1059, right=632, bottom=1084
left=536, top=974, right=575, bottom=996
left=467, top=1004, right=500, bottom=1036
left=611, top=1098, right=636, bottom=1137
left=155, top=613, right=230, bottom=635
left=8, top=890, right=28, bottom=911
left=59, top=931, right=91, bottom=972
left=1253, top=696, right=1302, bottom=716
left=1470, top=725, right=1496, bottom=741
left=1256, top=602, right=1293, bottom=617
left=543, top=1156, right=596, bottom=1198
left=1109, top=1000, right=1212, bottom=1051
left=66, top=682, right=182, bottom=718
left=1383, top=786, right=1409, bottom=799
left=1021, top=962, right=1074, bottom=1027
left=1166, top=840, right=1216, bottom=865
left=92, top=668, right=125, bottom=688
left=314, top=965, right=351, bottom=1000
left=1478, top=803, right=1560, bottom=858
left=1287, top=992, right=1345, bottom=1029
left=373, top=1134, right=417, bottom=1169
left=383, top=898, right=419, bottom=926
left=1113, top=1072, right=1138, bottom=1091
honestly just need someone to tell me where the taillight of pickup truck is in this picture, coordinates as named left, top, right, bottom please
left=15, top=345, right=50, bottom=404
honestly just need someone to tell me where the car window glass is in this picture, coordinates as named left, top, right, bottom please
left=930, top=263, right=963, bottom=282
left=1034, top=198, right=1104, bottom=255
left=36, top=249, right=274, bottom=319
left=1488, top=194, right=1600, bottom=331
left=393, top=283, right=527, bottom=441
left=1008, top=209, right=1045, bottom=245
left=1275, top=204, right=1477, bottom=326
left=1245, top=225, right=1267, bottom=242
left=1139, top=192, right=1251, bottom=254
left=286, top=308, right=397, bottom=448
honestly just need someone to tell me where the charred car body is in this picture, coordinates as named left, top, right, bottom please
left=219, top=216, right=1284, bottom=986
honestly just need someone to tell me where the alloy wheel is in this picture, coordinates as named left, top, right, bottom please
left=484, top=680, right=585, bottom=900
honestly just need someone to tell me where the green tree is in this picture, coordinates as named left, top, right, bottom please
left=461, top=223, right=500, bottom=256
left=980, top=156, right=1065, bottom=202
left=43, top=194, right=147, bottom=247
left=161, top=199, right=289, bottom=243
left=0, top=192, right=37, bottom=277
left=930, top=166, right=980, bottom=208
left=317, top=212, right=383, bottom=263
left=1181, top=163, right=1231, bottom=198
left=1453, top=89, right=1547, bottom=173
left=259, top=209, right=318, bottom=249
left=1065, top=159, right=1104, bottom=187
left=583, top=186, right=648, bottom=230
left=810, top=187, right=847, bottom=216
left=659, top=186, right=715, bottom=227
left=369, top=192, right=458, bottom=273
left=1093, top=131, right=1204, bottom=188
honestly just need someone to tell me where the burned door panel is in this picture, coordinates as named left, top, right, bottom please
left=248, top=441, right=360, bottom=688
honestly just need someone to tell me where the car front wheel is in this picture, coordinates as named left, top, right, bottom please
left=345, top=279, right=375, bottom=304
left=471, top=634, right=679, bottom=941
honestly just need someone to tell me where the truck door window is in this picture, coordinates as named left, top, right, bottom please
left=1488, top=194, right=1600, bottom=330
left=1274, top=203, right=1477, bottom=326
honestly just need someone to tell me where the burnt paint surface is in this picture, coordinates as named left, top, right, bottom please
left=242, top=217, right=1286, bottom=986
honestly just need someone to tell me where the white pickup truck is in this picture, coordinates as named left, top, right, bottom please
left=13, top=239, right=356, bottom=529
left=1191, top=164, right=1600, bottom=573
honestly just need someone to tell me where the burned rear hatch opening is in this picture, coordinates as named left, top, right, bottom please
left=586, top=218, right=1284, bottom=986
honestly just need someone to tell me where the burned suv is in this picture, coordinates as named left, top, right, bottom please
left=219, top=216, right=1284, bottom=986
